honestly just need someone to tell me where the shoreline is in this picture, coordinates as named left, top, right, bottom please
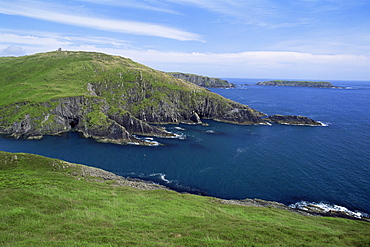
left=1, top=150, right=369, bottom=221
left=66, top=158, right=369, bottom=222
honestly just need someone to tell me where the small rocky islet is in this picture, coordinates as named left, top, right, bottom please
left=256, top=80, right=343, bottom=88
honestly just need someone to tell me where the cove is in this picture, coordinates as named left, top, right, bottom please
left=1, top=79, right=370, bottom=215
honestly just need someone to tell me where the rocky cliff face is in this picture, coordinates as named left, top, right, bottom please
left=0, top=96, right=175, bottom=144
left=0, top=51, right=268, bottom=144
left=168, top=72, right=235, bottom=88
left=89, top=78, right=265, bottom=126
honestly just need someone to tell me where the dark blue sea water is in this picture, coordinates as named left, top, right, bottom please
left=1, top=79, right=370, bottom=216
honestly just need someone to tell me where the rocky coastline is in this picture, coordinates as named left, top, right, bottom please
left=64, top=157, right=368, bottom=221
left=1, top=51, right=326, bottom=145
left=0, top=51, right=267, bottom=144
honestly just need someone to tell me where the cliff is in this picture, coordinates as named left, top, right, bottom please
left=0, top=51, right=266, bottom=144
left=168, top=72, right=235, bottom=88
left=256, top=80, right=341, bottom=88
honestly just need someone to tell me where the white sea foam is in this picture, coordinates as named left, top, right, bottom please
left=171, top=133, right=186, bottom=140
left=174, top=126, right=186, bottom=131
left=236, top=148, right=246, bottom=153
left=289, top=201, right=369, bottom=219
left=131, top=135, right=160, bottom=146
left=318, top=121, right=330, bottom=127
left=127, top=142, right=140, bottom=145
left=149, top=173, right=171, bottom=183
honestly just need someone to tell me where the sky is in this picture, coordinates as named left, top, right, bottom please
left=0, top=0, right=369, bottom=80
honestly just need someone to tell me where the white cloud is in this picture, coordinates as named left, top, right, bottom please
left=0, top=33, right=72, bottom=46
left=0, top=45, right=26, bottom=56
left=1, top=30, right=368, bottom=80
left=0, top=1, right=201, bottom=41
left=78, top=0, right=179, bottom=14
left=65, top=47, right=370, bottom=80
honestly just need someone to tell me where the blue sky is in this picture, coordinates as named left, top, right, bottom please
left=1, top=0, right=369, bottom=80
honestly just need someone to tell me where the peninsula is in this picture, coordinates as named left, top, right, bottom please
left=0, top=51, right=323, bottom=145
left=256, top=80, right=342, bottom=88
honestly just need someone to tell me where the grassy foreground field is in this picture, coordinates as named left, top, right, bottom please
left=0, top=151, right=369, bottom=246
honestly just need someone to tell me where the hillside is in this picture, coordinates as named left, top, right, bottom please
left=256, top=80, right=341, bottom=88
left=0, top=51, right=266, bottom=144
left=167, top=72, right=235, bottom=88
left=1, top=150, right=369, bottom=246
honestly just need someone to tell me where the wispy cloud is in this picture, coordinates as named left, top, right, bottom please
left=78, top=0, right=179, bottom=14
left=163, top=0, right=368, bottom=29
left=0, top=0, right=201, bottom=41
left=0, top=28, right=139, bottom=56
left=0, top=33, right=72, bottom=46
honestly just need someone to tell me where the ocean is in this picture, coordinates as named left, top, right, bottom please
left=1, top=78, right=369, bottom=216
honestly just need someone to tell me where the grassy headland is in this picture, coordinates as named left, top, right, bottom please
left=0, top=51, right=266, bottom=143
left=0, top=151, right=369, bottom=246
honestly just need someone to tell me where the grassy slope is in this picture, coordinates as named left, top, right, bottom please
left=1, top=51, right=254, bottom=130
left=0, top=51, right=207, bottom=107
left=0, top=151, right=369, bottom=246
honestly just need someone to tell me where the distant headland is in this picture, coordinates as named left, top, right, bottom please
left=256, top=80, right=343, bottom=88
left=167, top=72, right=236, bottom=88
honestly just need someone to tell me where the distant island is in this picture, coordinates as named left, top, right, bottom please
left=168, top=72, right=236, bottom=88
left=256, top=80, right=343, bottom=88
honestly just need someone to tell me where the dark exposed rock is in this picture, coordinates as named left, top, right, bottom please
left=265, top=115, right=323, bottom=126
left=190, top=111, right=202, bottom=124
left=108, top=111, right=175, bottom=138
left=0, top=96, right=175, bottom=144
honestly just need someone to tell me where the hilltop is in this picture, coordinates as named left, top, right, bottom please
left=0, top=51, right=266, bottom=144
left=1, top=150, right=369, bottom=246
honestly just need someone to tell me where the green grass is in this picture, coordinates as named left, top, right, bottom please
left=0, top=151, right=369, bottom=246
left=0, top=51, right=196, bottom=107
left=1, top=51, right=266, bottom=139
left=0, top=51, right=229, bottom=119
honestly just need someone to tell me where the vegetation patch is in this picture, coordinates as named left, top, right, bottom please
left=0, top=151, right=369, bottom=246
